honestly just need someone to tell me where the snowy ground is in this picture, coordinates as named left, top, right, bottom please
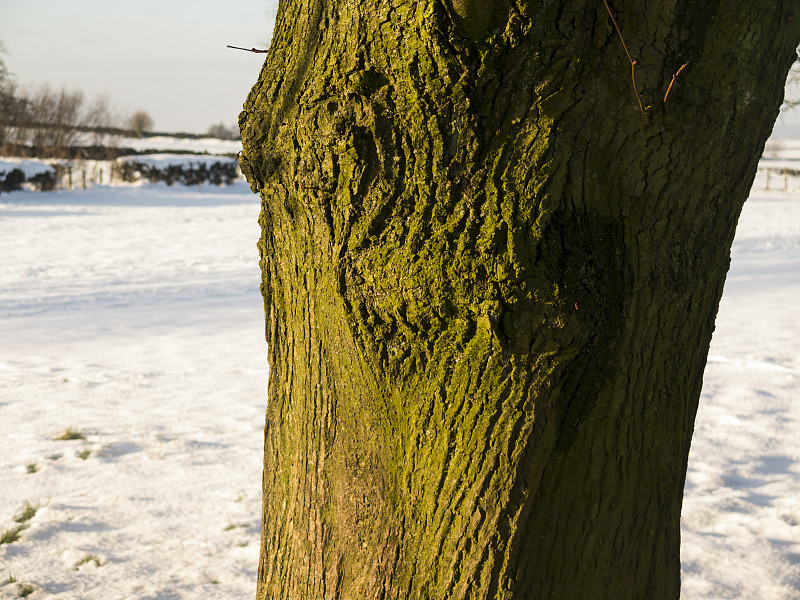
left=75, top=134, right=241, bottom=157
left=0, top=173, right=799, bottom=598
left=681, top=190, right=800, bottom=599
left=0, top=159, right=55, bottom=181
left=0, top=182, right=265, bottom=599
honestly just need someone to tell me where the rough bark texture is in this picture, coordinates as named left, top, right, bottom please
left=239, top=1, right=800, bottom=598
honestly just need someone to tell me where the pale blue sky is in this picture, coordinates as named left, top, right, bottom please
left=0, top=0, right=279, bottom=133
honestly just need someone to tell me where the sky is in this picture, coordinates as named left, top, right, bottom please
left=0, top=0, right=279, bottom=134
left=1, top=1, right=799, bottom=136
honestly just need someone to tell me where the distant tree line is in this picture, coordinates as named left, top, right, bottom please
left=0, top=76, right=153, bottom=156
left=0, top=48, right=134, bottom=153
left=2, top=84, right=127, bottom=148
left=1, top=43, right=239, bottom=158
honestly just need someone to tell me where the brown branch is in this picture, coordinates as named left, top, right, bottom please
left=601, top=0, right=634, bottom=65
left=227, top=44, right=268, bottom=54
left=663, top=62, right=689, bottom=103
left=601, top=0, right=649, bottom=114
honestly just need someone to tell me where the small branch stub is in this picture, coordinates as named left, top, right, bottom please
left=601, top=1, right=689, bottom=114
left=663, top=62, right=689, bottom=103
left=227, top=44, right=268, bottom=54
left=601, top=0, right=649, bottom=114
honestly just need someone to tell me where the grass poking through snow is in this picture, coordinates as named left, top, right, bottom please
left=0, top=524, right=27, bottom=546
left=74, top=553, right=102, bottom=570
left=54, top=428, right=87, bottom=441
left=13, top=501, right=38, bottom=524
left=1, top=501, right=40, bottom=547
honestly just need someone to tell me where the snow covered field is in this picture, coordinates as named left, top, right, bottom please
left=682, top=190, right=800, bottom=599
left=87, top=135, right=241, bottom=157
left=0, top=176, right=799, bottom=598
left=0, top=182, right=265, bottom=598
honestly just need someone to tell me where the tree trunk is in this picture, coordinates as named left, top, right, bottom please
left=239, top=1, right=800, bottom=598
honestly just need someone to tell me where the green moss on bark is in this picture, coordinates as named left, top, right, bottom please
left=241, top=1, right=800, bottom=598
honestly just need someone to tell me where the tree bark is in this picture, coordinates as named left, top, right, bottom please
left=239, top=1, right=800, bottom=598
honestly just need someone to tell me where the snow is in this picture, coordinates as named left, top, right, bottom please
left=681, top=191, right=800, bottom=599
left=1, top=166, right=799, bottom=597
left=763, top=138, right=800, bottom=160
left=117, top=136, right=241, bottom=156
left=0, top=182, right=265, bottom=598
left=0, top=159, right=54, bottom=180
left=71, top=132, right=241, bottom=156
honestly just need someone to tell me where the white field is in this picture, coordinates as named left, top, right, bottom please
left=0, top=182, right=265, bottom=599
left=83, top=134, right=242, bottom=157
left=1, top=166, right=799, bottom=598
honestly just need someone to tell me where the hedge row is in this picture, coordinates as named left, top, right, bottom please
left=115, top=159, right=238, bottom=186
left=0, top=168, right=57, bottom=193
left=0, top=156, right=240, bottom=193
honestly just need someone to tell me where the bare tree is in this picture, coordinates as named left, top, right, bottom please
left=128, top=110, right=154, bottom=138
left=84, top=94, right=126, bottom=146
left=207, top=122, right=236, bottom=139
left=18, top=83, right=85, bottom=150
left=782, top=47, right=800, bottom=109
left=0, top=42, right=15, bottom=148
left=0, top=46, right=127, bottom=153
left=0, top=41, right=8, bottom=85
left=52, top=86, right=84, bottom=148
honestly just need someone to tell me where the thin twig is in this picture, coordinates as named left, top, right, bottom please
left=663, top=61, right=689, bottom=103
left=601, top=0, right=634, bottom=65
left=630, top=62, right=645, bottom=111
left=227, top=44, right=268, bottom=54
left=601, top=0, right=648, bottom=114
